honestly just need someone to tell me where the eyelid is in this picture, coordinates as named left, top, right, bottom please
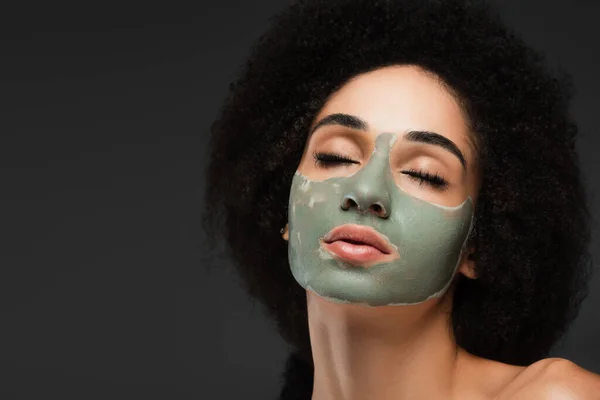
left=392, top=144, right=464, bottom=176
left=310, top=132, right=368, bottom=158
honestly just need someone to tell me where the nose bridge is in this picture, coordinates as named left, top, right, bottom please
left=339, top=134, right=395, bottom=217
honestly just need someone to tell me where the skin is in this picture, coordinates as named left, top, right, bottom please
left=281, top=65, right=600, bottom=399
left=287, top=131, right=475, bottom=306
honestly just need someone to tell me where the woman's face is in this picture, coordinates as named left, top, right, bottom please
left=286, top=65, right=480, bottom=306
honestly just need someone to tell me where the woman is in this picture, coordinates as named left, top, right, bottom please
left=204, top=0, right=599, bottom=398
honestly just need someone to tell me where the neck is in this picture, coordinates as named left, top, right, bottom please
left=307, top=289, right=466, bottom=400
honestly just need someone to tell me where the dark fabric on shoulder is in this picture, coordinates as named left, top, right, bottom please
left=277, top=351, right=314, bottom=400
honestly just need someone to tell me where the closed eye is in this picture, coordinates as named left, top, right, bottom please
left=401, top=169, right=448, bottom=190
left=312, top=151, right=359, bottom=168
left=312, top=151, right=449, bottom=191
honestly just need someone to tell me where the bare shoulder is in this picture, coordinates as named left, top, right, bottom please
left=496, top=357, right=600, bottom=400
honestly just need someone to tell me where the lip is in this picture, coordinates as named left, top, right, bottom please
left=320, top=224, right=398, bottom=264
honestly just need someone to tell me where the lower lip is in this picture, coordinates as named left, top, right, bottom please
left=322, top=240, right=388, bottom=263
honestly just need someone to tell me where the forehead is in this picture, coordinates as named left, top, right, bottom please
left=312, top=65, right=472, bottom=155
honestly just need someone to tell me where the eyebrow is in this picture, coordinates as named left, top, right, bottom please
left=310, top=113, right=467, bottom=170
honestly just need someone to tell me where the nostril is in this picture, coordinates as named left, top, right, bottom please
left=341, top=197, right=358, bottom=210
left=340, top=195, right=388, bottom=218
left=370, top=202, right=389, bottom=218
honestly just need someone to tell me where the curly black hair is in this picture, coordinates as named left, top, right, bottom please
left=203, top=0, right=592, bottom=397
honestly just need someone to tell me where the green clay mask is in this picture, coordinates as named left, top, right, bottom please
left=287, top=133, right=474, bottom=306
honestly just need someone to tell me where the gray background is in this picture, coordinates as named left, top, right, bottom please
left=0, top=0, right=598, bottom=399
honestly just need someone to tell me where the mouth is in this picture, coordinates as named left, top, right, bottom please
left=320, top=224, right=398, bottom=264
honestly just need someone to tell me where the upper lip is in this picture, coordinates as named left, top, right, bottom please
left=322, top=224, right=395, bottom=255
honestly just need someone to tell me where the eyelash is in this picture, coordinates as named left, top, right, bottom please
left=312, top=151, right=449, bottom=190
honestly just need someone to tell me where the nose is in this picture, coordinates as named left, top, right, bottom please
left=340, top=189, right=390, bottom=219
left=338, top=134, right=395, bottom=219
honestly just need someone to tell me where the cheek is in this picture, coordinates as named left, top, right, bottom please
left=300, top=163, right=361, bottom=181
left=394, top=176, right=471, bottom=208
